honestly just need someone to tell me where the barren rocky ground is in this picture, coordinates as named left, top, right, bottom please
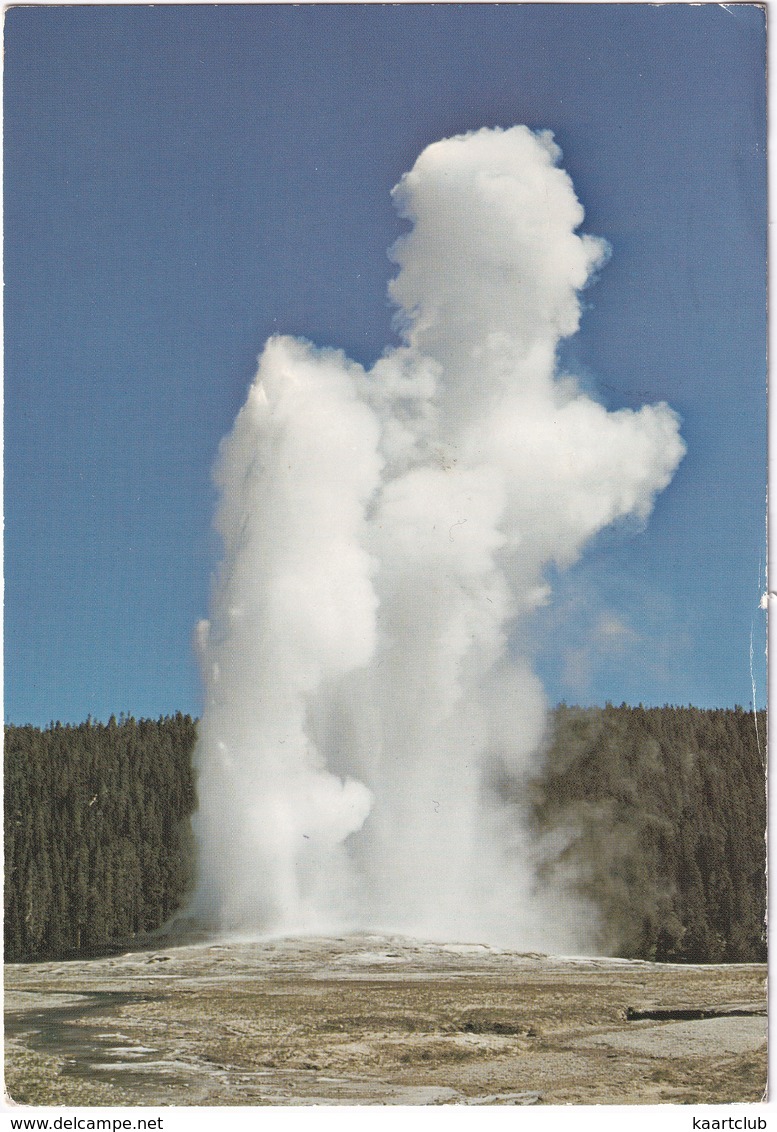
left=4, top=934, right=767, bottom=1106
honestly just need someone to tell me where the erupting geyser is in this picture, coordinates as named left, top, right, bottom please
left=188, top=126, right=685, bottom=951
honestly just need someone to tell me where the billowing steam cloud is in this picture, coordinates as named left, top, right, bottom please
left=189, top=126, right=685, bottom=951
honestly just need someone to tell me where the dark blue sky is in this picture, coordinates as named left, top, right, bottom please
left=5, top=4, right=766, bottom=725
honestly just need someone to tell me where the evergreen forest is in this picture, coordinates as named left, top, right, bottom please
left=4, top=705, right=766, bottom=964
left=530, top=704, right=766, bottom=963
left=5, top=713, right=196, bottom=963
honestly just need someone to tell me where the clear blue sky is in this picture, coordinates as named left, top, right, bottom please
left=5, top=3, right=766, bottom=726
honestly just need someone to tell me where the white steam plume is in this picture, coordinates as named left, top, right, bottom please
left=188, top=126, right=685, bottom=951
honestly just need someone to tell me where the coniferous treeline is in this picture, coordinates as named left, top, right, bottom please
left=4, top=705, right=767, bottom=963
left=531, top=703, right=767, bottom=963
left=4, top=713, right=196, bottom=962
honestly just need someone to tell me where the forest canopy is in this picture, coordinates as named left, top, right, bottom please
left=530, top=703, right=766, bottom=963
left=5, top=713, right=196, bottom=962
left=4, top=705, right=766, bottom=964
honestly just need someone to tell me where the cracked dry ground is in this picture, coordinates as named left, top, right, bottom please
left=5, top=936, right=767, bottom=1106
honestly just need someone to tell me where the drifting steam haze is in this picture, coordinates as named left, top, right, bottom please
left=189, top=127, right=685, bottom=951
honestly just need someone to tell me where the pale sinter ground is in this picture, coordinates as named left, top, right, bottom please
left=5, top=934, right=767, bottom=1107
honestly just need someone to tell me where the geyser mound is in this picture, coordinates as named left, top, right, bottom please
left=188, top=126, right=685, bottom=952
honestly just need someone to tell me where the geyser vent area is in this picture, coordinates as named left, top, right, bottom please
left=187, top=126, right=685, bottom=952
